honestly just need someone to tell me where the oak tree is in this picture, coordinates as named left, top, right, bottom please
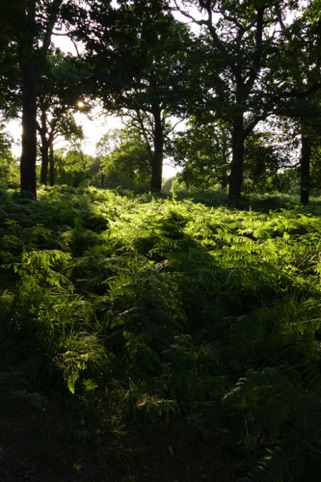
left=175, top=0, right=307, bottom=198
left=84, top=0, right=191, bottom=192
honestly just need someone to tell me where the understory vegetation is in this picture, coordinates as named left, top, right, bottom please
left=2, top=186, right=321, bottom=481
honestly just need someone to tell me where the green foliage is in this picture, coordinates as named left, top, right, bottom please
left=10, top=389, right=49, bottom=410
left=243, top=133, right=292, bottom=194
left=170, top=120, right=230, bottom=189
left=2, top=186, right=321, bottom=479
left=54, top=148, right=95, bottom=187
left=98, top=129, right=152, bottom=190
left=0, top=129, right=19, bottom=188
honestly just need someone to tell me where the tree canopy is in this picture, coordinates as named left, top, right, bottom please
left=1, top=0, right=321, bottom=199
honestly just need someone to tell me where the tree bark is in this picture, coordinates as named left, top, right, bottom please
left=300, top=133, right=311, bottom=205
left=150, top=104, right=163, bottom=193
left=228, top=114, right=245, bottom=199
left=40, top=137, right=49, bottom=185
left=18, top=0, right=63, bottom=197
left=49, top=140, right=55, bottom=186
left=39, top=109, right=49, bottom=186
left=20, top=62, right=38, bottom=197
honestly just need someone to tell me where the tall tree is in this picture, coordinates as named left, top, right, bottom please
left=84, top=0, right=190, bottom=192
left=269, top=2, right=321, bottom=204
left=1, top=0, right=87, bottom=197
left=175, top=0, right=307, bottom=198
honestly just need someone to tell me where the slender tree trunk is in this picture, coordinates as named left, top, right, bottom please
left=40, top=138, right=49, bottom=185
left=20, top=63, right=37, bottom=197
left=221, top=141, right=229, bottom=188
left=150, top=104, right=163, bottom=193
left=221, top=167, right=228, bottom=189
left=300, top=133, right=311, bottom=205
left=49, top=141, right=55, bottom=186
left=39, top=110, right=51, bottom=185
left=229, top=114, right=244, bottom=199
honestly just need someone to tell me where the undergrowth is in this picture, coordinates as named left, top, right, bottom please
left=1, top=185, right=321, bottom=481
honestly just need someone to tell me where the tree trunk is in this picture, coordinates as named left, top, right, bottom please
left=229, top=115, right=244, bottom=199
left=39, top=109, right=52, bottom=185
left=20, top=63, right=37, bottom=197
left=49, top=141, right=55, bottom=186
left=300, top=133, right=311, bottom=205
left=40, top=138, right=49, bottom=185
left=221, top=141, right=230, bottom=188
left=150, top=104, right=163, bottom=193
left=17, top=0, right=63, bottom=197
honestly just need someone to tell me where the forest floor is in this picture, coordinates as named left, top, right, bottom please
left=0, top=390, right=234, bottom=482
left=0, top=398, right=123, bottom=482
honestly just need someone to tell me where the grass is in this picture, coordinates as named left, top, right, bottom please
left=1, top=185, right=321, bottom=481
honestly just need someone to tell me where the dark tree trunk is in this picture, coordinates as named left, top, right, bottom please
left=221, top=167, right=228, bottom=189
left=300, top=134, right=311, bottom=205
left=39, top=110, right=53, bottom=185
left=20, top=63, right=37, bottom=197
left=150, top=104, right=163, bottom=193
left=229, top=115, right=244, bottom=199
left=40, top=138, right=49, bottom=185
left=49, top=141, right=55, bottom=186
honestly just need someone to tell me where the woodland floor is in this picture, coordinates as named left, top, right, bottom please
left=0, top=405, right=122, bottom=482
left=0, top=391, right=235, bottom=482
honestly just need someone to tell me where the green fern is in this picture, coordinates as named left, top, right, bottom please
left=238, top=447, right=290, bottom=482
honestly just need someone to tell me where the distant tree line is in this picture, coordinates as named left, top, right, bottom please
left=1, top=0, right=321, bottom=202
